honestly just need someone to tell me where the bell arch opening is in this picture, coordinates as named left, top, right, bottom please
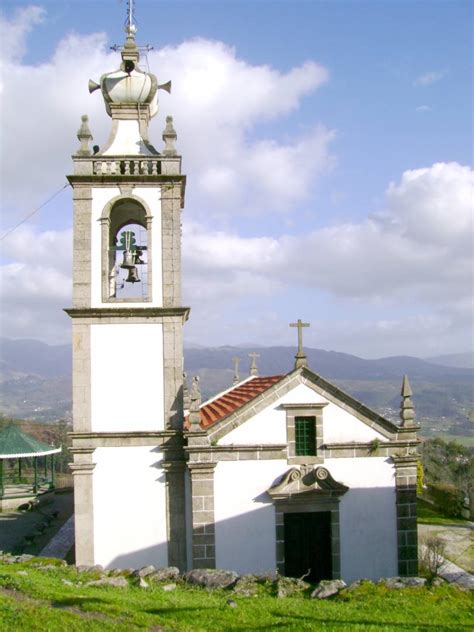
left=102, top=197, right=152, bottom=302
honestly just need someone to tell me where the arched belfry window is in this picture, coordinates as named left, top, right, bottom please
left=101, top=197, right=152, bottom=302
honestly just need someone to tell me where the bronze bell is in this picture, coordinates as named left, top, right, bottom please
left=121, top=250, right=135, bottom=269
left=125, top=266, right=140, bottom=283
left=134, top=249, right=145, bottom=265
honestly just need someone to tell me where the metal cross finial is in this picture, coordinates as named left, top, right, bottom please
left=289, top=319, right=310, bottom=369
left=232, top=356, right=241, bottom=385
left=248, top=352, right=260, bottom=376
left=125, top=0, right=137, bottom=37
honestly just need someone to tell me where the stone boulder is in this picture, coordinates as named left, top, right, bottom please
left=185, top=569, right=239, bottom=590
left=149, top=567, right=181, bottom=583
left=86, top=576, right=128, bottom=588
left=311, top=579, right=347, bottom=599
left=233, top=575, right=260, bottom=597
left=77, top=564, right=104, bottom=574
left=276, top=576, right=311, bottom=598
left=345, top=579, right=373, bottom=592
left=133, top=565, right=156, bottom=578
left=378, top=576, right=427, bottom=589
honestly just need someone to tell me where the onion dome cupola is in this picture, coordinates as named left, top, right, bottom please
left=88, top=17, right=171, bottom=156
left=92, top=32, right=159, bottom=118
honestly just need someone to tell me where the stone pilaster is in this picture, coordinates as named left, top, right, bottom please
left=72, top=186, right=92, bottom=308
left=162, top=459, right=187, bottom=571
left=189, top=462, right=216, bottom=569
left=71, top=322, right=91, bottom=433
left=163, top=317, right=185, bottom=430
left=161, top=182, right=183, bottom=307
left=70, top=450, right=95, bottom=566
left=393, top=456, right=418, bottom=576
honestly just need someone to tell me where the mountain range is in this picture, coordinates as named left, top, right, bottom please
left=0, top=338, right=472, bottom=441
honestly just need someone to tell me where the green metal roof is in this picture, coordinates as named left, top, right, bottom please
left=0, top=425, right=61, bottom=459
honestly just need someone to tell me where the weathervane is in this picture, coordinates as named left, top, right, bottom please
left=125, top=0, right=137, bottom=37
left=110, top=0, right=154, bottom=53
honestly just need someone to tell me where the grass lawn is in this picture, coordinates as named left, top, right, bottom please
left=0, top=560, right=472, bottom=631
left=417, top=498, right=470, bottom=526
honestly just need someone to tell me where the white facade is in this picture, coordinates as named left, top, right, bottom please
left=214, top=460, right=287, bottom=574
left=90, top=323, right=164, bottom=432
left=93, top=446, right=168, bottom=569
left=327, top=457, right=398, bottom=582
left=200, top=374, right=407, bottom=582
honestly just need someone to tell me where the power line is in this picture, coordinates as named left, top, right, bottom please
left=0, top=183, right=70, bottom=242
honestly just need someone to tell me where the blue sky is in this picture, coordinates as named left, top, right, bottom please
left=0, top=1, right=472, bottom=357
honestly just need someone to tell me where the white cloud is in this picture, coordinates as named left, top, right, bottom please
left=181, top=162, right=473, bottom=354
left=0, top=10, right=470, bottom=358
left=0, top=21, right=331, bottom=221
left=0, top=227, right=72, bottom=342
left=0, top=5, right=45, bottom=63
left=415, top=105, right=431, bottom=113
left=414, top=70, right=445, bottom=87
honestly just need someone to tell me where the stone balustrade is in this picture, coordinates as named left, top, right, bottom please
left=93, top=158, right=161, bottom=175
left=73, top=155, right=181, bottom=177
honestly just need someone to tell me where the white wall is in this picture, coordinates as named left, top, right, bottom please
left=90, top=323, right=164, bottom=431
left=93, top=446, right=168, bottom=569
left=91, top=187, right=163, bottom=308
left=219, top=382, right=386, bottom=445
left=326, top=457, right=398, bottom=582
left=214, top=460, right=286, bottom=574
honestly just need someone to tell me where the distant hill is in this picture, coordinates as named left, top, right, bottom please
left=0, top=338, right=71, bottom=379
left=0, top=339, right=472, bottom=439
left=426, top=352, right=474, bottom=370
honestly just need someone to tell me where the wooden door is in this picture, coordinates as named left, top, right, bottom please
left=284, top=511, right=332, bottom=583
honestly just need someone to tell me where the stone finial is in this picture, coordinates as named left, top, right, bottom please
left=183, top=372, right=191, bottom=411
left=232, top=356, right=241, bottom=386
left=188, top=376, right=201, bottom=430
left=76, top=115, right=93, bottom=156
left=400, top=374, right=415, bottom=426
left=248, top=352, right=259, bottom=377
left=290, top=319, right=310, bottom=369
left=162, top=115, right=177, bottom=156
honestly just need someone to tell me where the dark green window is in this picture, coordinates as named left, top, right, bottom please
left=295, top=416, right=316, bottom=456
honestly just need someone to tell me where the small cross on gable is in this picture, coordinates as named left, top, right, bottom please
left=248, top=352, right=259, bottom=376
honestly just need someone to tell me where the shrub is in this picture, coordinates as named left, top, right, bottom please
left=426, top=482, right=465, bottom=518
left=419, top=536, right=446, bottom=582
left=417, top=461, right=424, bottom=495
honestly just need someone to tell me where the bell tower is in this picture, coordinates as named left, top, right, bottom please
left=66, top=13, right=188, bottom=569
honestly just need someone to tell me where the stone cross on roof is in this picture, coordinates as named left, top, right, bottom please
left=248, top=352, right=259, bottom=376
left=232, top=356, right=241, bottom=385
left=290, top=319, right=310, bottom=369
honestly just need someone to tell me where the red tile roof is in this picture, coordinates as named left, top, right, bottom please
left=188, top=375, right=284, bottom=430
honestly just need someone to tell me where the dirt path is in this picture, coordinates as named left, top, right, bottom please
left=418, top=522, right=474, bottom=573
left=0, top=490, right=73, bottom=555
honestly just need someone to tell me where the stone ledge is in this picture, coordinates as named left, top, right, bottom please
left=65, top=307, right=190, bottom=320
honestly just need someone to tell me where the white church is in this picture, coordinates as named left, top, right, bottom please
left=67, top=15, right=420, bottom=584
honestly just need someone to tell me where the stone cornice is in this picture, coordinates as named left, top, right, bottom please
left=187, top=462, right=217, bottom=472
left=280, top=403, right=328, bottom=410
left=67, top=174, right=186, bottom=185
left=70, top=430, right=184, bottom=450
left=186, top=444, right=287, bottom=464
left=64, top=307, right=190, bottom=321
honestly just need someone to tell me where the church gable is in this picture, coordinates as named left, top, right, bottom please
left=209, top=368, right=397, bottom=449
